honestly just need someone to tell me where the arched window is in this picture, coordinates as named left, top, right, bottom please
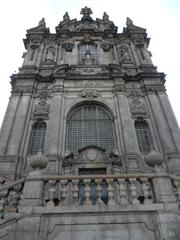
left=78, top=44, right=98, bottom=64
left=29, top=119, right=46, bottom=154
left=66, top=103, right=114, bottom=154
left=135, top=120, right=152, bottom=154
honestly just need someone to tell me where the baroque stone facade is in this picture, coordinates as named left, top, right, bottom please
left=0, top=7, right=180, bottom=240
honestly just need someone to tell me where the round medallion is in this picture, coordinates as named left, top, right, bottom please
left=87, top=149, right=97, bottom=161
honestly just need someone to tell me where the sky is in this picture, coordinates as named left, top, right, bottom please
left=0, top=0, right=179, bottom=127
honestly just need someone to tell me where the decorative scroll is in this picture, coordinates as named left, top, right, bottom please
left=79, top=90, right=101, bottom=98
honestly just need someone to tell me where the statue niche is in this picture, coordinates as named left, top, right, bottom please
left=82, top=51, right=95, bottom=65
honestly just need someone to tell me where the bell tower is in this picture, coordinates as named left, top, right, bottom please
left=0, top=7, right=180, bottom=240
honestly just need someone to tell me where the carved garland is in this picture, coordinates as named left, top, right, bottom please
left=127, top=90, right=148, bottom=119
left=32, top=99, right=50, bottom=120
left=79, top=90, right=101, bottom=99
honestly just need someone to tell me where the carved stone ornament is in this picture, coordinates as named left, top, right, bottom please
left=127, top=90, right=144, bottom=98
left=42, top=47, right=56, bottom=65
left=103, top=12, right=109, bottom=21
left=64, top=42, right=74, bottom=52
left=113, top=85, right=126, bottom=93
left=127, top=90, right=147, bottom=118
left=82, top=52, right=95, bottom=65
left=38, top=18, right=46, bottom=28
left=129, top=98, right=147, bottom=119
left=80, top=6, right=93, bottom=21
left=100, top=41, right=111, bottom=51
left=12, top=87, right=33, bottom=96
left=119, top=45, right=132, bottom=63
left=63, top=12, right=70, bottom=21
left=32, top=99, right=50, bottom=120
left=143, top=86, right=166, bottom=94
left=79, top=90, right=101, bottom=98
left=144, top=150, right=163, bottom=168
left=29, top=151, right=49, bottom=170
left=30, top=36, right=42, bottom=45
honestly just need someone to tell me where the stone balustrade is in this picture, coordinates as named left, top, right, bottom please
left=0, top=173, right=180, bottom=216
left=25, top=174, right=158, bottom=207
left=42, top=175, right=154, bottom=207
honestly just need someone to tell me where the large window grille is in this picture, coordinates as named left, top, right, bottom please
left=78, top=44, right=98, bottom=64
left=135, top=120, right=152, bottom=154
left=29, top=120, right=46, bottom=154
left=66, top=104, right=114, bottom=154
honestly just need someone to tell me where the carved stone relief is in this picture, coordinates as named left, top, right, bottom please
left=11, top=87, right=34, bottom=96
left=119, top=45, right=132, bottom=64
left=143, top=86, right=166, bottom=94
left=100, top=40, right=111, bottom=51
left=43, top=46, right=56, bottom=65
left=113, top=85, right=126, bottom=94
left=32, top=85, right=51, bottom=119
left=75, top=81, right=103, bottom=88
left=79, top=90, right=101, bottom=98
left=32, top=99, right=50, bottom=120
left=128, top=90, right=147, bottom=118
left=63, top=42, right=74, bottom=52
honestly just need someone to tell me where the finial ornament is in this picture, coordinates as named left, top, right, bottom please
left=80, top=6, right=93, bottom=20
left=63, top=12, right=70, bottom=21
left=103, top=12, right=109, bottom=21
left=126, top=17, right=133, bottom=27
left=38, top=18, right=46, bottom=28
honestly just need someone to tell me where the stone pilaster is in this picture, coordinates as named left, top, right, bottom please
left=0, top=95, right=20, bottom=156
left=147, top=93, right=176, bottom=153
left=7, top=95, right=31, bottom=156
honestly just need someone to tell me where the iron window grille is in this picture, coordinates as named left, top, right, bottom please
left=78, top=44, right=98, bottom=64
left=66, top=104, right=114, bottom=154
left=29, top=121, right=46, bottom=155
left=135, top=120, right=152, bottom=154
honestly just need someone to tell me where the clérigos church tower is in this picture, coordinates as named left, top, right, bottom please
left=0, top=7, right=180, bottom=240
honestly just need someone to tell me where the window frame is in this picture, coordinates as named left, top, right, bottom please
left=29, top=119, right=46, bottom=155
left=66, top=103, right=114, bottom=154
left=135, top=119, right=153, bottom=154
left=78, top=44, right=99, bottom=64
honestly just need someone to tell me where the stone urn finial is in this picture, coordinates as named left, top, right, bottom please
left=144, top=150, right=163, bottom=169
left=29, top=151, right=48, bottom=170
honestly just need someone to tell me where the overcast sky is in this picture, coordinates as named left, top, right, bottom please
left=0, top=0, right=179, bottom=127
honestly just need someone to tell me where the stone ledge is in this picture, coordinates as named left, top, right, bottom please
left=18, top=203, right=165, bottom=215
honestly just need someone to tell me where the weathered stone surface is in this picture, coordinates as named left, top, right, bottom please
left=0, top=7, right=180, bottom=240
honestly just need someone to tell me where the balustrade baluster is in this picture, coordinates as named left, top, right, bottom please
left=107, top=179, right=116, bottom=206
left=46, top=180, right=56, bottom=207
left=129, top=178, right=140, bottom=205
left=72, top=180, right=79, bottom=206
left=141, top=178, right=153, bottom=204
left=59, top=180, right=67, bottom=206
left=84, top=179, right=91, bottom=206
left=96, top=179, right=104, bottom=206
left=118, top=178, right=128, bottom=205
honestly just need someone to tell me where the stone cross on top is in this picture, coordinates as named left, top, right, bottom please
left=80, top=6, right=93, bottom=21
